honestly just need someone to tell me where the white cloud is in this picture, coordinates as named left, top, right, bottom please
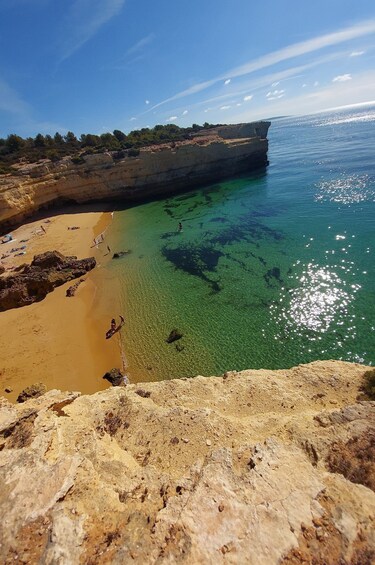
left=314, top=81, right=319, bottom=86
left=231, top=70, right=375, bottom=125
left=350, top=50, right=365, bottom=57
left=271, top=81, right=280, bottom=87
left=167, top=116, right=177, bottom=121
left=332, top=74, right=352, bottom=82
left=145, top=100, right=150, bottom=104
left=243, top=95, right=253, bottom=101
left=59, top=0, right=125, bottom=61
left=302, top=83, right=307, bottom=88
left=266, top=89, right=285, bottom=100
left=130, top=117, right=136, bottom=121
left=147, top=19, right=375, bottom=112
left=182, top=110, right=188, bottom=115
left=220, top=105, right=231, bottom=110
left=236, top=103, right=242, bottom=106
left=224, top=79, right=231, bottom=85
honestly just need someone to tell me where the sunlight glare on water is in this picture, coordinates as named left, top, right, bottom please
left=315, top=174, right=374, bottom=204
left=270, top=261, right=361, bottom=337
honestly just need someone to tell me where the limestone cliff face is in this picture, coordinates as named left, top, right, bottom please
left=0, top=361, right=374, bottom=564
left=0, top=122, right=270, bottom=230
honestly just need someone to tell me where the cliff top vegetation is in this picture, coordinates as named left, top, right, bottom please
left=0, top=122, right=218, bottom=175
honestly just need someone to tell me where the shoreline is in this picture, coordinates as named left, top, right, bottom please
left=0, top=207, right=123, bottom=403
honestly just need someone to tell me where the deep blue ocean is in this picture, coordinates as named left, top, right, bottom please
left=107, top=104, right=375, bottom=381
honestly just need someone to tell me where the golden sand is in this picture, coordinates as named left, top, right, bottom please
left=0, top=210, right=123, bottom=402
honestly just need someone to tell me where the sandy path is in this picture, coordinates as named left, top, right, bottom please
left=0, top=210, right=123, bottom=402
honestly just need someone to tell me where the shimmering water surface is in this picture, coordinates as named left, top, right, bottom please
left=107, top=105, right=375, bottom=381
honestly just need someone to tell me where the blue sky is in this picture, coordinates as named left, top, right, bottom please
left=1, top=0, right=375, bottom=138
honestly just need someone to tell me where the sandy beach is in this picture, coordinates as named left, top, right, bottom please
left=0, top=209, right=123, bottom=403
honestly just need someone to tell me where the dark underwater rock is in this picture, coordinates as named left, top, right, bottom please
left=112, top=250, right=131, bottom=259
left=166, top=329, right=183, bottom=343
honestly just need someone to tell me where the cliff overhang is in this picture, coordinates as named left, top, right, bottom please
left=0, top=122, right=270, bottom=231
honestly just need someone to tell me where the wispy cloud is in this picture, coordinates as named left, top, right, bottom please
left=182, top=110, right=188, bottom=115
left=220, top=105, right=231, bottom=110
left=350, top=50, right=365, bottom=56
left=332, top=74, right=352, bottom=82
left=125, top=34, right=154, bottom=58
left=145, top=100, right=150, bottom=105
left=243, top=95, right=253, bottom=101
left=146, top=19, right=375, bottom=112
left=129, top=117, right=136, bottom=121
left=156, top=53, right=344, bottom=123
left=59, top=0, right=125, bottom=61
left=167, top=116, right=177, bottom=121
left=224, top=79, right=231, bottom=85
left=0, top=79, right=31, bottom=115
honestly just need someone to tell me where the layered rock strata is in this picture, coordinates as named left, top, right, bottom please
left=0, top=250, right=96, bottom=311
left=0, top=360, right=374, bottom=563
left=0, top=122, right=270, bottom=230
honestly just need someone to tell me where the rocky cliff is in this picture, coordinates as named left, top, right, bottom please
left=1, top=360, right=374, bottom=564
left=0, top=122, right=270, bottom=230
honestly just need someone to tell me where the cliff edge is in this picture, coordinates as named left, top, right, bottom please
left=0, top=122, right=270, bottom=230
left=0, top=360, right=374, bottom=564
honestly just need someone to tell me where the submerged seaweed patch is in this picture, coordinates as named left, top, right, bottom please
left=210, top=217, right=228, bottom=223
left=162, top=243, right=223, bottom=292
left=264, top=267, right=283, bottom=287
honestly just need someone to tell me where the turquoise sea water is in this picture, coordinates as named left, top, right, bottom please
left=107, top=104, right=375, bottom=381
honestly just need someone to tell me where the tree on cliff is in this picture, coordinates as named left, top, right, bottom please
left=54, top=132, right=65, bottom=145
left=34, top=133, right=46, bottom=147
left=65, top=131, right=78, bottom=145
left=5, top=134, right=25, bottom=153
left=113, top=129, right=127, bottom=142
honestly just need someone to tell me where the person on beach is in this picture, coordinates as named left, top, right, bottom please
left=106, top=315, right=125, bottom=339
left=41, top=225, right=46, bottom=234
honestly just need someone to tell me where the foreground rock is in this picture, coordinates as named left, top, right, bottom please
left=0, top=251, right=95, bottom=311
left=0, top=361, right=374, bottom=563
left=103, top=368, right=128, bottom=387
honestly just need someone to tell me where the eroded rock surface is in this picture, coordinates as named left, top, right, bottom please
left=0, top=251, right=96, bottom=311
left=0, top=361, right=374, bottom=563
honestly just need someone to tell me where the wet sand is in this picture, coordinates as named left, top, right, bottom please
left=0, top=210, right=123, bottom=403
